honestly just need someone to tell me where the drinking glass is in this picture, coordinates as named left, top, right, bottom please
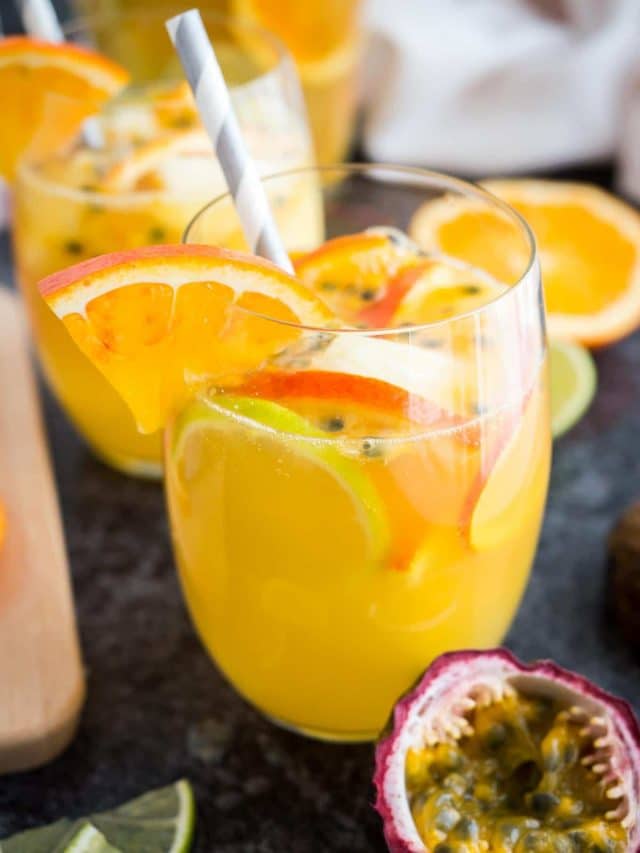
left=74, top=0, right=363, bottom=164
left=169, top=164, right=551, bottom=741
left=12, top=11, right=313, bottom=478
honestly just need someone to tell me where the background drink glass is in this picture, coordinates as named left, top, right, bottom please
left=13, top=11, right=313, bottom=478
left=74, top=0, right=362, bottom=164
left=173, top=164, right=551, bottom=741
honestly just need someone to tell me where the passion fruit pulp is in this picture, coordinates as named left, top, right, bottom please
left=374, top=650, right=640, bottom=852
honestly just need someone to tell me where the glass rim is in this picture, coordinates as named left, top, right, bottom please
left=183, top=162, right=540, bottom=337
left=16, top=9, right=295, bottom=205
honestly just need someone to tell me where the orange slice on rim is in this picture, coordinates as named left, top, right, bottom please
left=411, top=179, right=640, bottom=347
left=294, top=231, right=423, bottom=324
left=39, top=244, right=335, bottom=434
left=0, top=36, right=129, bottom=181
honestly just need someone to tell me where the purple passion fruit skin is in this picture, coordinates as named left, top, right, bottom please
left=374, top=650, right=640, bottom=853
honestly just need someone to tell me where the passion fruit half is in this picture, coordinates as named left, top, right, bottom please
left=374, top=650, right=640, bottom=852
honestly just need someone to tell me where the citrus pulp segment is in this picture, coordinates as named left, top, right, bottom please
left=63, top=823, right=120, bottom=853
left=39, top=245, right=336, bottom=434
left=0, top=37, right=129, bottom=180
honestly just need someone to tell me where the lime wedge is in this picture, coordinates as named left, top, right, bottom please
left=549, top=339, right=597, bottom=438
left=62, top=823, right=120, bottom=853
left=172, top=395, right=390, bottom=565
left=0, top=781, right=194, bottom=853
left=91, top=780, right=195, bottom=853
left=0, top=820, right=73, bottom=852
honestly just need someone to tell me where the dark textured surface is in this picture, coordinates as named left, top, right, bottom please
left=1, top=167, right=640, bottom=850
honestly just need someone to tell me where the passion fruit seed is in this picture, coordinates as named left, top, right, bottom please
left=64, top=239, right=84, bottom=256
left=406, top=687, right=629, bottom=852
left=374, top=652, right=640, bottom=853
left=322, top=416, right=345, bottom=433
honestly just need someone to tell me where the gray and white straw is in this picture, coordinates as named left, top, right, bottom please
left=19, top=0, right=104, bottom=148
left=166, top=8, right=294, bottom=273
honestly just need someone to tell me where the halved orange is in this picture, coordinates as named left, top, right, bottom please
left=39, top=244, right=335, bottom=434
left=0, top=36, right=129, bottom=181
left=411, top=179, right=640, bottom=347
left=294, top=231, right=423, bottom=324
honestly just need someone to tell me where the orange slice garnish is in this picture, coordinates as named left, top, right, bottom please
left=294, top=231, right=423, bottom=324
left=0, top=36, right=129, bottom=181
left=39, top=244, right=335, bottom=434
left=411, top=179, right=640, bottom=348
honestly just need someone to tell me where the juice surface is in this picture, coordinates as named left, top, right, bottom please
left=14, top=84, right=313, bottom=475
left=166, top=354, right=550, bottom=739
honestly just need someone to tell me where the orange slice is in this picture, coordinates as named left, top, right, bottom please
left=411, top=179, right=640, bottom=347
left=100, top=128, right=213, bottom=192
left=231, top=0, right=358, bottom=65
left=152, top=80, right=198, bottom=131
left=294, top=231, right=423, bottom=324
left=0, top=36, right=129, bottom=181
left=39, top=244, right=335, bottom=434
left=0, top=500, right=5, bottom=552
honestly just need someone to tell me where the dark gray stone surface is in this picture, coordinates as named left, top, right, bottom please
left=1, top=200, right=640, bottom=850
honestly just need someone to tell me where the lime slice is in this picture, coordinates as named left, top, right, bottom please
left=91, top=780, right=195, bottom=853
left=0, top=819, right=73, bottom=852
left=549, top=339, right=597, bottom=438
left=62, top=823, right=120, bottom=853
left=0, top=781, right=194, bottom=853
left=172, top=395, right=390, bottom=565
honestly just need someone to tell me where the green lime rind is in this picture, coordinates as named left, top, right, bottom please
left=0, top=781, right=194, bottom=853
left=549, top=339, right=597, bottom=438
left=60, top=822, right=121, bottom=853
left=172, top=395, right=390, bottom=562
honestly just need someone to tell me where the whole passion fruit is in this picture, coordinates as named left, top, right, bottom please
left=374, top=650, right=640, bottom=852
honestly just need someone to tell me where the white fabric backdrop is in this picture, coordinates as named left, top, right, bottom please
left=362, top=0, right=640, bottom=179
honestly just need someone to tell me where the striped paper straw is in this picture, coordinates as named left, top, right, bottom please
left=166, top=9, right=294, bottom=273
left=19, top=0, right=64, bottom=41
left=19, top=0, right=104, bottom=148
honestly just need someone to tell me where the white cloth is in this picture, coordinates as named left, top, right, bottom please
left=362, top=0, right=640, bottom=177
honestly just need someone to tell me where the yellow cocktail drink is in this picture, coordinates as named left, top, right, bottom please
left=13, top=20, right=313, bottom=476
left=40, top=166, right=549, bottom=740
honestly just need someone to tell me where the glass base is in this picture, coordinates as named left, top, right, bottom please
left=266, top=712, right=378, bottom=744
left=90, top=445, right=163, bottom=481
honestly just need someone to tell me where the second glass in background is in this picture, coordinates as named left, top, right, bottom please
left=74, top=0, right=362, bottom=164
left=13, top=11, right=313, bottom=477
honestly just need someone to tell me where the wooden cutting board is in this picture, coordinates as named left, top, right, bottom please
left=0, top=287, right=85, bottom=774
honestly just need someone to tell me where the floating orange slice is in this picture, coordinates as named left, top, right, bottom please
left=411, top=179, right=640, bottom=348
left=0, top=36, right=129, bottom=181
left=100, top=128, right=212, bottom=192
left=294, top=231, right=423, bottom=324
left=39, top=245, right=335, bottom=434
